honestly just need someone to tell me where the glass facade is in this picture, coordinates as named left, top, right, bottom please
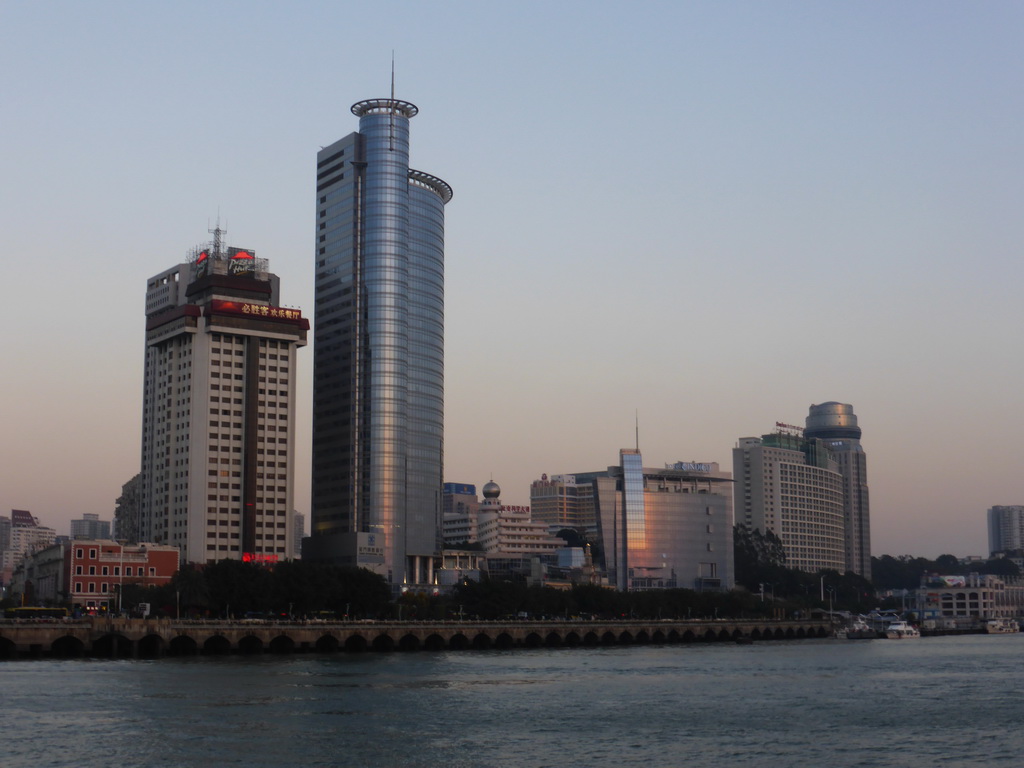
left=310, top=99, right=451, bottom=586
left=594, top=450, right=734, bottom=591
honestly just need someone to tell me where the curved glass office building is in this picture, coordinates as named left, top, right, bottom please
left=309, top=98, right=452, bottom=588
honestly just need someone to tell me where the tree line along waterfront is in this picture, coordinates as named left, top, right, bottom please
left=6, top=526, right=1018, bottom=623
left=6, top=533, right=1019, bottom=622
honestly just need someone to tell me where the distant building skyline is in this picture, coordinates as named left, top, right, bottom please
left=2, top=509, right=56, bottom=584
left=308, top=97, right=452, bottom=588
left=70, top=513, right=111, bottom=541
left=988, top=505, right=1024, bottom=555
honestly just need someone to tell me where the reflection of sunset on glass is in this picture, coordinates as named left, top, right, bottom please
left=3, top=2, right=1024, bottom=560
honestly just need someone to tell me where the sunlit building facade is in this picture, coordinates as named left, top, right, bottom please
left=308, top=97, right=452, bottom=588
left=530, top=474, right=597, bottom=534
left=592, top=451, right=734, bottom=591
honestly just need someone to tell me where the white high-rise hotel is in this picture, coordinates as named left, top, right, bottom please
left=139, top=234, right=308, bottom=564
left=734, top=402, right=871, bottom=577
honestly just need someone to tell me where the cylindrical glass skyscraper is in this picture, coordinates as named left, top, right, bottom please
left=310, top=98, right=452, bottom=587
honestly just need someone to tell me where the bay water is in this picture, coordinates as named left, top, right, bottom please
left=3, top=634, right=1022, bottom=767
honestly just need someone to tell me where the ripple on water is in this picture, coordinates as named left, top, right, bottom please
left=4, top=637, right=1024, bottom=768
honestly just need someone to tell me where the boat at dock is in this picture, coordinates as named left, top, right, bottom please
left=844, top=617, right=878, bottom=639
left=985, top=619, right=1020, bottom=634
left=884, top=621, right=921, bottom=639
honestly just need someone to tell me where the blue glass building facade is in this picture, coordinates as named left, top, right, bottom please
left=308, top=99, right=452, bottom=587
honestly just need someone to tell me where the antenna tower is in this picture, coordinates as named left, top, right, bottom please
left=389, top=52, right=396, bottom=152
left=208, top=216, right=227, bottom=259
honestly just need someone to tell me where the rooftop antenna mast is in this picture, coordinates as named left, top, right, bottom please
left=635, top=410, right=640, bottom=451
left=209, top=211, right=226, bottom=259
left=389, top=51, right=396, bottom=152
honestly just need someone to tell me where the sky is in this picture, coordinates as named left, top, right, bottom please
left=2, top=1, right=1022, bottom=559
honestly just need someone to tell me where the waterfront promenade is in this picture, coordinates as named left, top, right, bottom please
left=0, top=616, right=830, bottom=659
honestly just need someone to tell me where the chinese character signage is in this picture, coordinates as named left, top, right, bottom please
left=209, top=300, right=304, bottom=323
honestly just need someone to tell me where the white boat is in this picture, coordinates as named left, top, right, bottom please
left=985, top=619, right=1020, bottom=634
left=845, top=617, right=877, bottom=640
left=884, top=621, right=920, bottom=639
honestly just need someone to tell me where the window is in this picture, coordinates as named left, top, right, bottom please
left=75, top=565, right=83, bottom=575
left=76, top=548, right=84, bottom=559
left=88, top=583, right=96, bottom=593
left=102, top=566, right=109, bottom=576
left=89, top=549, right=97, bottom=558
left=125, top=567, right=133, bottom=576
left=89, top=566, right=96, bottom=575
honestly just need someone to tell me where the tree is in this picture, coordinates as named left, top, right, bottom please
left=979, top=558, right=1021, bottom=578
left=204, top=559, right=274, bottom=617
left=170, top=564, right=211, bottom=616
left=555, top=528, right=587, bottom=549
left=733, top=524, right=788, bottom=592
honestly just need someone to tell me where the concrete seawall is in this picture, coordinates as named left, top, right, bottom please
left=0, top=618, right=831, bottom=659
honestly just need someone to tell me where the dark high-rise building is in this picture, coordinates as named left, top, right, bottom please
left=308, top=97, right=452, bottom=587
left=804, top=402, right=871, bottom=578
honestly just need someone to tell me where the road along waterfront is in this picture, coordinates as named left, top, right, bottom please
left=3, top=633, right=1023, bottom=768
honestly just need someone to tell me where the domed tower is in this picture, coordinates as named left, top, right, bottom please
left=480, top=481, right=502, bottom=514
left=804, top=402, right=862, bottom=441
left=805, top=402, right=871, bottom=578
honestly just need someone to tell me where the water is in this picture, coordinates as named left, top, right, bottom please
left=3, top=634, right=1023, bottom=767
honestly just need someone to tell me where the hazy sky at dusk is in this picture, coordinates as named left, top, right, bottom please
left=2, top=2, right=1022, bottom=559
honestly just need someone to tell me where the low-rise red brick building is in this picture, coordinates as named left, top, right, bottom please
left=64, top=540, right=179, bottom=614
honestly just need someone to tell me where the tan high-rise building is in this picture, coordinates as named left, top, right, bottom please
left=530, top=474, right=597, bottom=534
left=139, top=231, right=308, bottom=565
